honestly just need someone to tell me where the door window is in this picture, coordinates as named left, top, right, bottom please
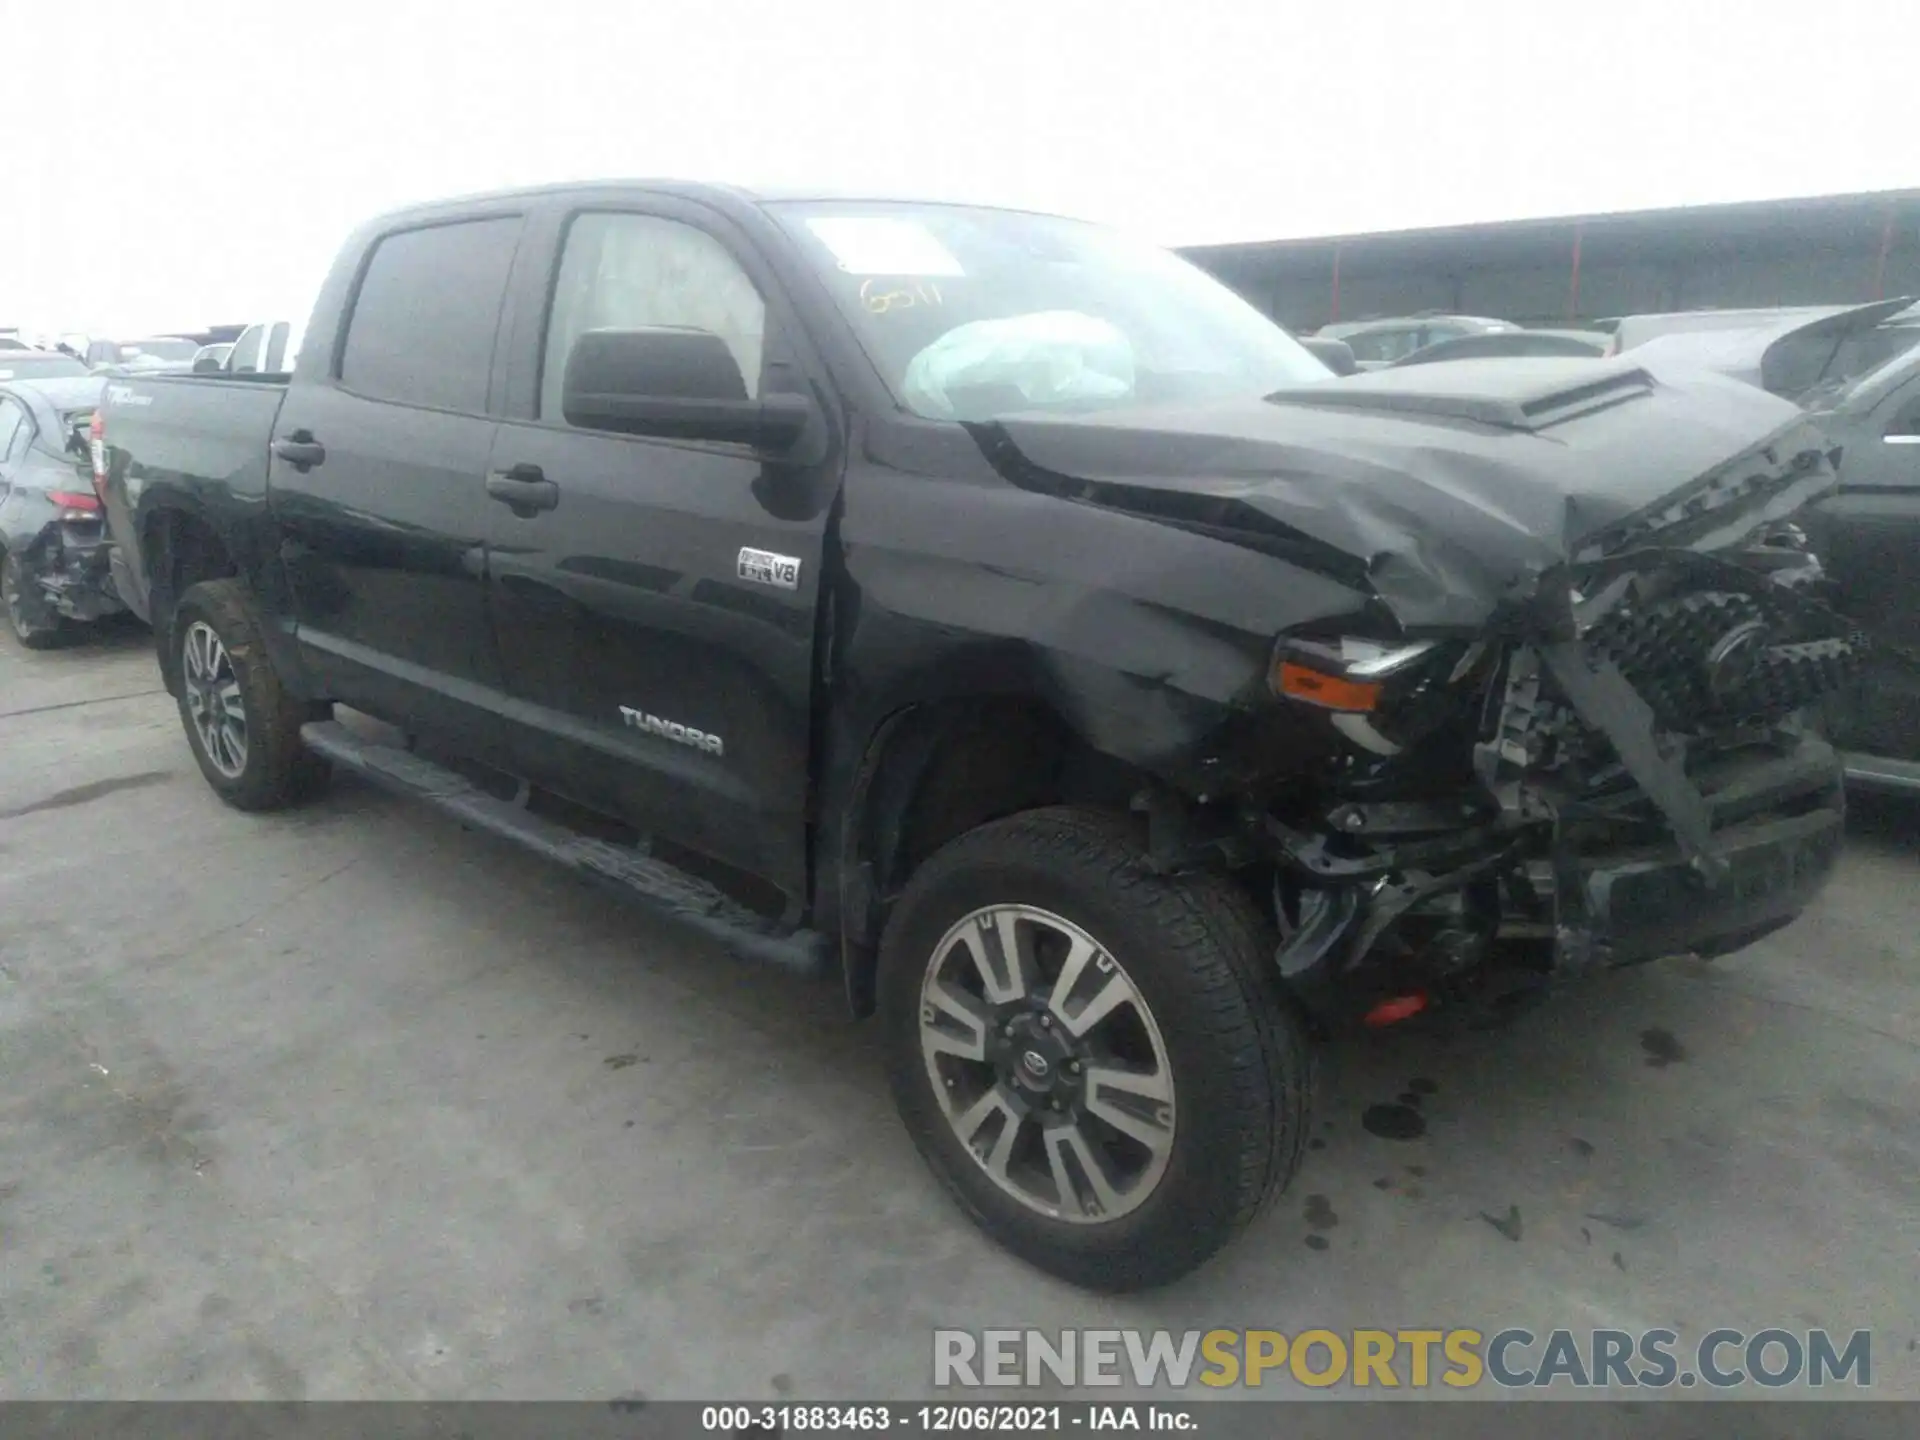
left=340, top=215, right=523, bottom=413
left=540, top=212, right=768, bottom=422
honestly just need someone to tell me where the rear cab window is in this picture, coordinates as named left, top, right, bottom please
left=340, top=216, right=523, bottom=412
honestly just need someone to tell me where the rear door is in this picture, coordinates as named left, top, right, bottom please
left=270, top=211, right=525, bottom=757
left=1811, top=366, right=1920, bottom=759
left=482, top=193, right=838, bottom=903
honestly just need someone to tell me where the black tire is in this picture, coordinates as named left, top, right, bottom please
left=877, top=806, right=1313, bottom=1292
left=172, top=579, right=330, bottom=811
left=2, top=550, right=65, bottom=650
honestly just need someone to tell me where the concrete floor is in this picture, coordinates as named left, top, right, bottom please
left=2, top=620, right=1916, bottom=1402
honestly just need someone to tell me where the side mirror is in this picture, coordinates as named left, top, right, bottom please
left=192, top=354, right=224, bottom=374
left=1301, top=336, right=1359, bottom=377
left=562, top=328, right=814, bottom=452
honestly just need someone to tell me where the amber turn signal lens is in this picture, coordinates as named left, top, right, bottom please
left=1274, top=661, right=1381, bottom=713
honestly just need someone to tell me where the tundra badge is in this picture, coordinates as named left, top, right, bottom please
left=737, top=547, right=802, bottom=591
left=619, top=707, right=724, bottom=757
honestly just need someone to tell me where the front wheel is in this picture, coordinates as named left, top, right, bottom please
left=877, top=806, right=1313, bottom=1292
left=172, top=579, right=330, bottom=810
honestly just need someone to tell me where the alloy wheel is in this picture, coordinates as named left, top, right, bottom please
left=181, top=620, right=248, bottom=778
left=918, top=904, right=1176, bottom=1223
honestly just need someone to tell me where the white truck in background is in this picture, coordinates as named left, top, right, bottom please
left=203, top=318, right=305, bottom=375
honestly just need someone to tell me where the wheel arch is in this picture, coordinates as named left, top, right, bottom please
left=833, top=690, right=1157, bottom=1017
left=142, top=501, right=240, bottom=694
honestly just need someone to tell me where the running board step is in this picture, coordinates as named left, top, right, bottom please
left=299, top=720, right=828, bottom=976
left=1841, top=750, right=1920, bottom=797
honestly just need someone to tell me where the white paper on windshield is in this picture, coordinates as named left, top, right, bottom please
left=806, top=218, right=965, bottom=277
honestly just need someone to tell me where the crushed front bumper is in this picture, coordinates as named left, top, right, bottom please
left=1554, top=734, right=1843, bottom=969
left=1269, top=730, right=1844, bottom=1035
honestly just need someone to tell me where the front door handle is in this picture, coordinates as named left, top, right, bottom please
left=272, top=430, right=326, bottom=471
left=486, top=464, right=559, bottom=515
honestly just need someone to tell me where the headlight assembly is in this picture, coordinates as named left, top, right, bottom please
left=1269, top=637, right=1439, bottom=712
left=1270, top=635, right=1478, bottom=757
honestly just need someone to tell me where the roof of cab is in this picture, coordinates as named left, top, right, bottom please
left=359, top=179, right=1081, bottom=229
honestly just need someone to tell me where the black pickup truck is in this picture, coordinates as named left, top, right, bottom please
left=98, top=181, right=1859, bottom=1291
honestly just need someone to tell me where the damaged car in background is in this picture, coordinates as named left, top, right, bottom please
left=1619, top=297, right=1920, bottom=791
left=98, top=186, right=1861, bottom=1292
left=0, top=374, right=122, bottom=647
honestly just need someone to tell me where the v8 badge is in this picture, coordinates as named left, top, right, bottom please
left=738, top=547, right=802, bottom=591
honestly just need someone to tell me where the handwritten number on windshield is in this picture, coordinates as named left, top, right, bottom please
left=860, top=279, right=944, bottom=315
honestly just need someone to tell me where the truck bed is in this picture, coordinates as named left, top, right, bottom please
left=99, top=372, right=291, bottom=622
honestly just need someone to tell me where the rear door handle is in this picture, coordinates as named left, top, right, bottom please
left=272, top=431, right=326, bottom=470
left=486, top=464, right=559, bottom=515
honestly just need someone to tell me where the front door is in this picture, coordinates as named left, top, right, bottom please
left=271, top=212, right=525, bottom=757
left=1811, top=369, right=1920, bottom=759
left=483, top=198, right=837, bottom=903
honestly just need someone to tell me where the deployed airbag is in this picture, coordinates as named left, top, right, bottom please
left=903, top=311, right=1135, bottom=420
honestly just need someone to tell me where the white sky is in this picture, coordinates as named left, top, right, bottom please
left=7, top=0, right=1916, bottom=337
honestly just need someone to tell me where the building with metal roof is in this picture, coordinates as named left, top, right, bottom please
left=1181, top=188, right=1920, bottom=333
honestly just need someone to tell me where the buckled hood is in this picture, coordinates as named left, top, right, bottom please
left=969, top=356, right=1837, bottom=632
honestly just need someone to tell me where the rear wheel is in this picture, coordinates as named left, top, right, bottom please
left=2, top=551, right=64, bottom=649
left=877, top=806, right=1313, bottom=1291
left=173, top=579, right=329, bottom=810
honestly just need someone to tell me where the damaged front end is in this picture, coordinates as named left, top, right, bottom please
left=972, top=357, right=1862, bottom=1033
left=1262, top=453, right=1857, bottom=1033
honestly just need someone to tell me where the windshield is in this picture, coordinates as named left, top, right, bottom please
left=122, top=337, right=198, bottom=362
left=0, top=353, right=89, bottom=379
left=769, top=202, right=1329, bottom=421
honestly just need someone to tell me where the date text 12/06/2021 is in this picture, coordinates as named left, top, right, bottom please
left=703, top=1405, right=1192, bottom=1432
